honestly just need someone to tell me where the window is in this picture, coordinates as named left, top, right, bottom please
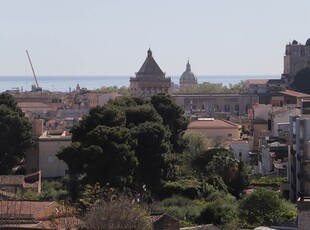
left=235, top=104, right=239, bottom=111
left=292, top=121, right=296, bottom=135
left=224, top=104, right=230, bottom=112
left=214, top=104, right=219, bottom=111
left=47, top=155, right=53, bottom=163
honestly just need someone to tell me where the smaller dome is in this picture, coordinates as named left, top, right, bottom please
left=180, top=60, right=197, bottom=83
left=306, top=38, right=310, bottom=46
left=292, top=40, right=298, bottom=45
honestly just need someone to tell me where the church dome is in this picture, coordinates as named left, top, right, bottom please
left=180, top=61, right=197, bottom=82
left=306, top=38, right=310, bottom=46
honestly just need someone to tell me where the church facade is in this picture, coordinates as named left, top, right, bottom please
left=282, top=38, right=310, bottom=86
left=130, top=49, right=172, bottom=96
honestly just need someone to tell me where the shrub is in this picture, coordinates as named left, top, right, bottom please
left=82, top=198, right=151, bottom=230
left=150, top=195, right=206, bottom=226
left=160, top=179, right=201, bottom=199
left=197, top=193, right=238, bottom=226
left=40, top=180, right=68, bottom=201
left=238, top=188, right=296, bottom=228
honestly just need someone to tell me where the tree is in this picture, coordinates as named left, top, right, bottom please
left=197, top=195, right=238, bottom=227
left=206, top=149, right=251, bottom=198
left=151, top=94, right=189, bottom=153
left=238, top=188, right=296, bottom=227
left=183, top=132, right=210, bottom=158
left=190, top=148, right=251, bottom=198
left=0, top=92, right=24, bottom=116
left=99, top=86, right=130, bottom=96
left=0, top=93, right=32, bottom=174
left=58, top=96, right=188, bottom=194
left=228, top=80, right=246, bottom=93
left=291, top=67, right=310, bottom=94
left=176, top=81, right=247, bottom=94
left=179, top=132, right=210, bottom=176
left=58, top=126, right=137, bottom=188
left=133, top=122, right=172, bottom=193
left=82, top=198, right=152, bottom=230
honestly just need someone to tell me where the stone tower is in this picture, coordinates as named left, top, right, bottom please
left=130, top=49, right=171, bottom=96
left=179, top=60, right=198, bottom=89
left=282, top=38, right=310, bottom=86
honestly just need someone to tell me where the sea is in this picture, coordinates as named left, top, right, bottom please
left=0, top=75, right=280, bottom=93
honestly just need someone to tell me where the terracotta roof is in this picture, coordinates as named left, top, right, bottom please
left=150, top=213, right=165, bottom=223
left=0, top=201, right=54, bottom=219
left=279, top=89, right=310, bottom=98
left=0, top=175, right=24, bottom=186
left=188, top=119, right=240, bottom=129
left=150, top=213, right=177, bottom=223
left=246, top=79, right=268, bottom=85
left=225, top=140, right=249, bottom=145
left=17, top=102, right=51, bottom=109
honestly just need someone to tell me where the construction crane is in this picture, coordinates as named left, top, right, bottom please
left=26, top=50, right=42, bottom=92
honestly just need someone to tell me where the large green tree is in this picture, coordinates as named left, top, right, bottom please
left=151, top=94, right=189, bottom=153
left=58, top=95, right=188, bottom=194
left=0, top=93, right=32, bottom=174
left=133, top=122, right=172, bottom=193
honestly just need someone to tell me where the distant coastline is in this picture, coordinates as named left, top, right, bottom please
left=0, top=75, right=280, bottom=93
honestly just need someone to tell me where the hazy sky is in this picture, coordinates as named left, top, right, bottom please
left=0, top=0, right=309, bottom=76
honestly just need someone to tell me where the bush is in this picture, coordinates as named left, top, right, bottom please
left=40, top=180, right=68, bottom=201
left=238, top=188, right=296, bottom=228
left=82, top=198, right=151, bottom=230
left=160, top=179, right=202, bottom=199
left=251, top=176, right=287, bottom=185
left=150, top=195, right=206, bottom=226
left=197, top=193, right=238, bottom=226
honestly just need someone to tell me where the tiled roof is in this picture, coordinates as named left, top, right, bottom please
left=279, top=89, right=310, bottom=98
left=17, top=102, right=52, bottom=109
left=136, top=49, right=165, bottom=77
left=246, top=79, right=285, bottom=85
left=0, top=175, right=24, bottom=186
left=225, top=140, right=249, bottom=145
left=267, top=79, right=286, bottom=84
left=56, top=108, right=89, bottom=119
left=188, top=119, right=239, bottom=129
left=150, top=213, right=177, bottom=224
left=150, top=213, right=165, bottom=223
left=246, top=79, right=268, bottom=85
left=0, top=201, right=54, bottom=218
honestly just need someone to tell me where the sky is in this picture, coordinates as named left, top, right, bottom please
left=0, top=0, right=309, bottom=76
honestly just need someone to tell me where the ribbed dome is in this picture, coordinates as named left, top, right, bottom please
left=306, top=38, right=310, bottom=46
left=180, top=61, right=197, bottom=82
